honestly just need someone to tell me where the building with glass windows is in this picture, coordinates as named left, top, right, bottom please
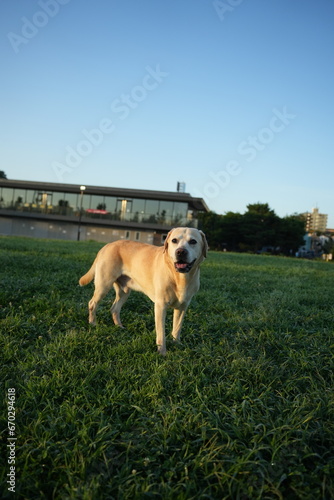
left=0, top=179, right=209, bottom=244
left=303, top=207, right=328, bottom=234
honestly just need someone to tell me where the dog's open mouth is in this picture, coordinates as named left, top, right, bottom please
left=174, top=259, right=196, bottom=273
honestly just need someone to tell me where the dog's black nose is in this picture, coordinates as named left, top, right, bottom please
left=176, top=247, right=188, bottom=259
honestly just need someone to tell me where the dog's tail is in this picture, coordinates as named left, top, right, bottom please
left=79, top=260, right=96, bottom=286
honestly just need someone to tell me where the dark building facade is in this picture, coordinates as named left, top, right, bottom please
left=0, top=179, right=209, bottom=244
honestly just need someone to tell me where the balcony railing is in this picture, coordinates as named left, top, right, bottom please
left=0, top=202, right=197, bottom=227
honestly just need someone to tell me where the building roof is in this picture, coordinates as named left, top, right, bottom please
left=0, top=179, right=209, bottom=212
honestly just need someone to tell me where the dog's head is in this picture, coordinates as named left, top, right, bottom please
left=163, top=228, right=208, bottom=273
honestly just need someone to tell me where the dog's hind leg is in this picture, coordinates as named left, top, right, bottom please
left=110, top=281, right=130, bottom=327
left=88, top=290, right=107, bottom=325
left=88, top=265, right=117, bottom=325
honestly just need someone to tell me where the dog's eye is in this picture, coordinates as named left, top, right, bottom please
left=171, top=238, right=178, bottom=244
left=189, top=239, right=197, bottom=245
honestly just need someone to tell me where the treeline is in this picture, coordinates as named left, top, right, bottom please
left=198, top=203, right=306, bottom=254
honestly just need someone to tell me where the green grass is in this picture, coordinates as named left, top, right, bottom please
left=1, top=236, right=334, bottom=499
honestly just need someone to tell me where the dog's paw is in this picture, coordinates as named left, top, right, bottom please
left=157, top=345, right=167, bottom=356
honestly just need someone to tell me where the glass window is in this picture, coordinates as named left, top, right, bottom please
left=158, top=201, right=173, bottom=224
left=25, top=189, right=35, bottom=205
left=116, top=198, right=132, bottom=221
left=131, top=198, right=145, bottom=222
left=173, top=202, right=187, bottom=217
left=80, top=193, right=90, bottom=211
left=143, top=200, right=159, bottom=223
left=52, top=191, right=67, bottom=209
left=0, top=185, right=199, bottom=228
left=13, top=189, right=26, bottom=208
left=65, top=193, right=78, bottom=211
left=159, top=201, right=173, bottom=215
left=90, top=195, right=106, bottom=211
left=0, top=187, right=14, bottom=207
left=173, top=202, right=188, bottom=225
left=36, top=191, right=53, bottom=208
left=104, top=196, right=117, bottom=213
left=145, top=200, right=159, bottom=215
left=132, top=198, right=146, bottom=214
left=30, top=191, right=39, bottom=207
left=51, top=192, right=74, bottom=215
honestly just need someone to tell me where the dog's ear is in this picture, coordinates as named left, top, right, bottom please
left=163, top=229, right=173, bottom=253
left=199, top=230, right=209, bottom=258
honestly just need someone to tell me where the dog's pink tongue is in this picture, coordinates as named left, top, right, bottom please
left=176, top=262, right=187, bottom=269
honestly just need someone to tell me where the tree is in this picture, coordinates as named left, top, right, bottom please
left=246, top=202, right=276, bottom=217
left=198, top=211, right=224, bottom=250
left=277, top=215, right=306, bottom=255
left=241, top=203, right=280, bottom=252
left=199, top=203, right=306, bottom=255
left=0, top=171, right=7, bottom=179
left=219, top=211, right=244, bottom=251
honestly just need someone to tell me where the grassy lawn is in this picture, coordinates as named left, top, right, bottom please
left=1, top=236, right=334, bottom=499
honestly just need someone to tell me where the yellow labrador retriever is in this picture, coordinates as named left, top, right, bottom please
left=79, top=227, right=208, bottom=354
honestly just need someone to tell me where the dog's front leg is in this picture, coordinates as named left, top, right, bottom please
left=171, top=306, right=188, bottom=343
left=155, top=302, right=167, bottom=355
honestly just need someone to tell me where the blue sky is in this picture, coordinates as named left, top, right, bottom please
left=1, top=0, right=333, bottom=226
